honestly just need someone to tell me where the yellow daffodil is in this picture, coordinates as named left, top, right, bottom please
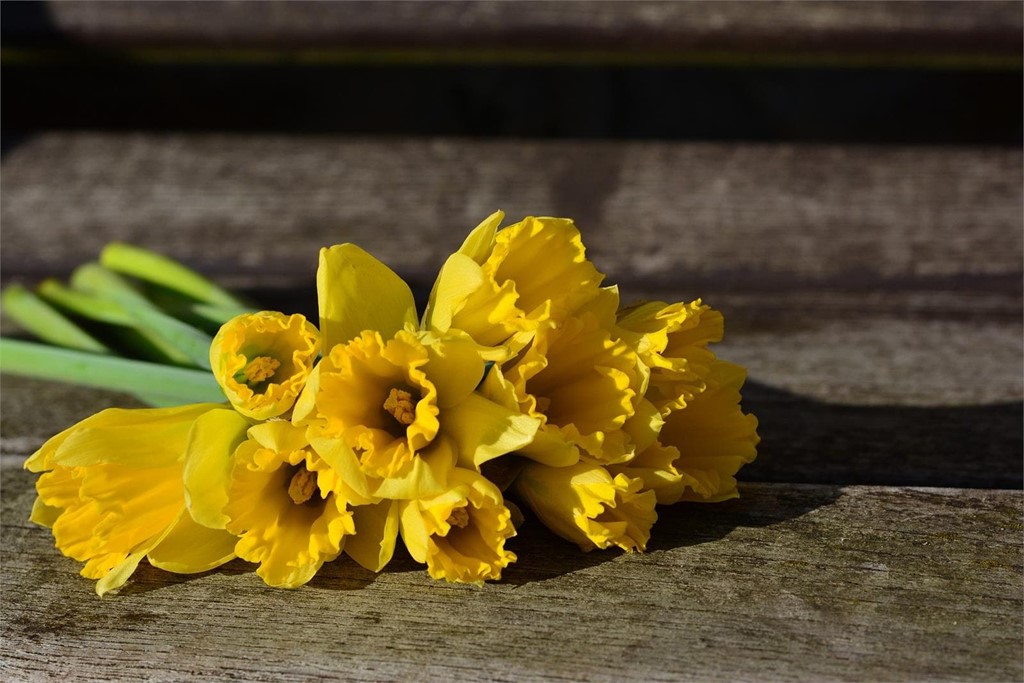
left=423, top=212, right=605, bottom=357
left=296, top=243, right=541, bottom=499
left=652, top=360, right=760, bottom=503
left=296, top=327, right=540, bottom=498
left=210, top=311, right=320, bottom=420
left=617, top=299, right=723, bottom=414
left=25, top=404, right=238, bottom=595
left=400, top=468, right=516, bottom=583
left=19, top=223, right=763, bottom=593
left=515, top=461, right=657, bottom=552
left=303, top=329, right=445, bottom=480
left=221, top=421, right=355, bottom=588
left=502, top=311, right=642, bottom=466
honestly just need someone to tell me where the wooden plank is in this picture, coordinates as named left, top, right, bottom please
left=2, top=134, right=1020, bottom=294
left=2, top=465, right=1020, bottom=681
left=4, top=1, right=1020, bottom=62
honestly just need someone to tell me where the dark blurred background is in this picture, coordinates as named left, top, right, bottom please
left=2, top=0, right=1021, bottom=147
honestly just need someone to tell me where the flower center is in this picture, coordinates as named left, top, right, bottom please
left=446, top=506, right=470, bottom=529
left=287, top=467, right=319, bottom=505
left=239, top=356, right=280, bottom=386
left=383, top=387, right=416, bottom=426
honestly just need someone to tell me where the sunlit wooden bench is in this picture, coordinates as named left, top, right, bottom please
left=1, top=2, right=1021, bottom=680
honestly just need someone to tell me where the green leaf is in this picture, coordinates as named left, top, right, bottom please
left=100, top=242, right=248, bottom=309
left=0, top=338, right=225, bottom=406
left=142, top=285, right=251, bottom=333
left=0, top=285, right=111, bottom=353
left=36, top=279, right=136, bottom=326
left=68, top=264, right=214, bottom=369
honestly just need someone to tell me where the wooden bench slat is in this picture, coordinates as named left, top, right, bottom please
left=2, top=465, right=1020, bottom=681
left=2, top=134, right=1020, bottom=293
left=5, top=1, right=1020, bottom=61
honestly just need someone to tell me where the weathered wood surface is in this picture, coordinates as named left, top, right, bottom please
left=2, top=134, right=1020, bottom=294
left=1, top=465, right=1020, bottom=682
left=1, top=129, right=1021, bottom=680
left=5, top=1, right=1021, bottom=61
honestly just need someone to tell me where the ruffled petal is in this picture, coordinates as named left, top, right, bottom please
left=658, top=360, right=759, bottom=503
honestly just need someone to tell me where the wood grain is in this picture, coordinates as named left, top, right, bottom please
left=2, top=134, right=1020, bottom=294
left=8, top=1, right=1020, bottom=60
left=2, top=465, right=1020, bottom=682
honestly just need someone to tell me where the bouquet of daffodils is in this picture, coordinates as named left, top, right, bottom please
left=3, top=212, right=758, bottom=595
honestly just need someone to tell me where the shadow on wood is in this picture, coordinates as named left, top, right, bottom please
left=742, top=381, right=1024, bottom=489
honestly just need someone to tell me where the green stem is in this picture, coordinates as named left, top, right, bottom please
left=0, top=338, right=226, bottom=405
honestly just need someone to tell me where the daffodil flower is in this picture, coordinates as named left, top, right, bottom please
left=22, top=216, right=760, bottom=594
left=295, top=243, right=541, bottom=500
left=399, top=468, right=517, bottom=583
left=210, top=311, right=320, bottom=420
left=515, top=461, right=657, bottom=552
left=649, top=360, right=760, bottom=503
left=300, top=329, right=448, bottom=480
left=220, top=421, right=356, bottom=589
left=617, top=299, right=724, bottom=414
left=501, top=311, right=643, bottom=466
left=423, top=213, right=605, bottom=358
left=25, top=404, right=238, bottom=596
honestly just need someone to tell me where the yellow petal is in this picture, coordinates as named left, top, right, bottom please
left=371, top=436, right=456, bottom=500
left=247, top=420, right=310, bottom=454
left=225, top=443, right=355, bottom=589
left=609, top=441, right=684, bottom=505
left=484, top=216, right=604, bottom=320
left=400, top=468, right=516, bottom=583
left=622, top=398, right=663, bottom=456
left=423, top=334, right=485, bottom=409
left=147, top=512, right=238, bottom=573
left=318, top=244, right=418, bottom=352
left=95, top=511, right=182, bottom=597
left=444, top=392, right=541, bottom=469
left=659, top=360, right=759, bottom=503
left=30, top=496, right=63, bottom=528
left=398, top=500, right=430, bottom=563
left=183, top=408, right=250, bottom=530
left=515, top=461, right=656, bottom=552
left=306, top=430, right=375, bottom=504
left=46, top=404, right=221, bottom=469
left=345, top=500, right=400, bottom=572
left=422, top=253, right=484, bottom=333
left=478, top=365, right=578, bottom=468
left=458, top=210, right=504, bottom=264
